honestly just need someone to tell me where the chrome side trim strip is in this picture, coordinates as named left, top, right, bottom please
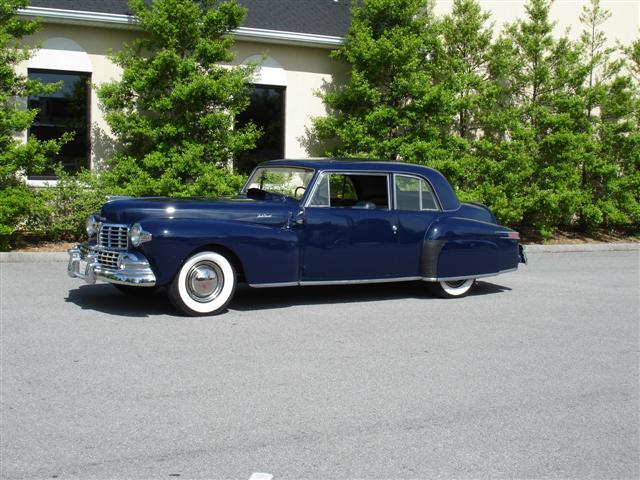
left=428, top=267, right=518, bottom=282
left=249, top=268, right=519, bottom=288
left=248, top=282, right=299, bottom=289
left=249, top=277, right=422, bottom=288
left=300, top=276, right=422, bottom=286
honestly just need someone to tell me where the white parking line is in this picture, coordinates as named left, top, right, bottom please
left=248, top=473, right=273, bottom=480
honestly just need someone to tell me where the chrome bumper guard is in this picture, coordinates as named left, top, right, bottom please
left=519, top=244, right=528, bottom=265
left=67, top=245, right=156, bottom=287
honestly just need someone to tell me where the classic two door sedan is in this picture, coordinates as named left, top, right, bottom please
left=68, top=159, right=527, bottom=315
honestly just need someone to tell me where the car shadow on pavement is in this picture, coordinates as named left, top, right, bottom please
left=229, top=280, right=512, bottom=312
left=65, top=284, right=177, bottom=318
left=65, top=280, right=511, bottom=317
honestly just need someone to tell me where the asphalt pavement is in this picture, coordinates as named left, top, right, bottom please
left=1, top=251, right=638, bottom=479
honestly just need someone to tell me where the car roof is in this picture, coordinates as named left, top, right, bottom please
left=259, top=158, right=461, bottom=210
left=262, top=158, right=434, bottom=174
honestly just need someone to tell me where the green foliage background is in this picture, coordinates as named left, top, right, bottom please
left=314, top=0, right=640, bottom=237
left=96, top=0, right=256, bottom=198
left=0, top=0, right=71, bottom=250
left=0, top=0, right=638, bottom=249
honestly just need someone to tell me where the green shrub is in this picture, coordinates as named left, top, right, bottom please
left=26, top=168, right=109, bottom=242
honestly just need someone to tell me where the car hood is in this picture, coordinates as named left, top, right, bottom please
left=99, top=196, right=298, bottom=226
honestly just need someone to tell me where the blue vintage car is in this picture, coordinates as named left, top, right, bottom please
left=68, top=159, right=527, bottom=315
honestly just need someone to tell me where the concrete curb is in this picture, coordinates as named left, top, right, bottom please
left=0, top=252, right=69, bottom=263
left=1, top=243, right=638, bottom=263
left=524, top=242, right=639, bottom=253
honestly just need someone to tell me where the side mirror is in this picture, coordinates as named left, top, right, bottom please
left=288, top=209, right=305, bottom=228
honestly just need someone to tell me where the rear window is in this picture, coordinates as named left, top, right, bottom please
left=394, top=174, right=439, bottom=211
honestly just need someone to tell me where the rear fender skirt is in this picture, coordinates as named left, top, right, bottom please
left=420, top=239, right=446, bottom=279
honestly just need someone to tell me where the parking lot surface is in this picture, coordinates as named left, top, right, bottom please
left=1, top=251, right=638, bottom=479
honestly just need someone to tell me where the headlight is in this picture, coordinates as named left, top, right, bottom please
left=86, top=214, right=100, bottom=238
left=129, top=223, right=152, bottom=247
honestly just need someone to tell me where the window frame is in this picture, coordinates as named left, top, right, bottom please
left=393, top=173, right=441, bottom=212
left=241, top=165, right=315, bottom=200
left=26, top=68, right=92, bottom=180
left=305, top=171, right=391, bottom=210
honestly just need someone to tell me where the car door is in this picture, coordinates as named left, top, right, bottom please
left=392, top=173, right=441, bottom=277
left=301, top=171, right=407, bottom=282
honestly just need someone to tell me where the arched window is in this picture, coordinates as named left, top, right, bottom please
left=235, top=56, right=287, bottom=174
left=27, top=38, right=92, bottom=179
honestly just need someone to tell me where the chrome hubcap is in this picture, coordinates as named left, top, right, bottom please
left=186, top=261, right=224, bottom=303
left=445, top=280, right=466, bottom=289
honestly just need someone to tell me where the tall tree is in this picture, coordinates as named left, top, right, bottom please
left=312, top=0, right=450, bottom=164
left=0, top=0, right=68, bottom=249
left=477, top=0, right=587, bottom=235
left=576, top=0, right=615, bottom=228
left=592, top=35, right=640, bottom=228
left=441, top=0, right=493, bottom=141
left=98, top=0, right=259, bottom=197
left=439, top=0, right=494, bottom=191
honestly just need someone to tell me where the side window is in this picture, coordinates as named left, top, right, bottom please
left=308, top=173, right=389, bottom=209
left=308, top=173, right=329, bottom=207
left=329, top=174, right=358, bottom=207
left=420, top=180, right=438, bottom=210
left=395, top=175, right=439, bottom=211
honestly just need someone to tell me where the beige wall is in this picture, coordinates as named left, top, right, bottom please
left=26, top=24, right=139, bottom=171
left=232, top=41, right=347, bottom=159
left=434, top=0, right=639, bottom=47
left=26, top=24, right=347, bottom=169
left=24, top=1, right=637, bottom=170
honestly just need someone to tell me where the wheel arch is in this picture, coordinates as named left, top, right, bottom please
left=181, top=243, right=246, bottom=283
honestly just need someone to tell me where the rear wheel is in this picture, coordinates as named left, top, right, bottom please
left=430, top=279, right=476, bottom=298
left=169, top=251, right=236, bottom=316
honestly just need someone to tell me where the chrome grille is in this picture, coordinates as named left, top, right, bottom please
left=99, top=224, right=128, bottom=250
left=97, top=250, right=120, bottom=269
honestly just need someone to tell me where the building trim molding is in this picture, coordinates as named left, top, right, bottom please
left=18, top=7, right=344, bottom=48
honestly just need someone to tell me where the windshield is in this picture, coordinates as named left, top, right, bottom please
left=243, top=167, right=315, bottom=200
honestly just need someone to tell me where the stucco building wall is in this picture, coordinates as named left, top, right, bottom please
left=24, top=23, right=347, bottom=169
left=435, top=0, right=638, bottom=47
left=20, top=0, right=638, bottom=173
left=233, top=41, right=347, bottom=159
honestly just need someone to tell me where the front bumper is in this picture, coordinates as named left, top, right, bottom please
left=67, top=244, right=156, bottom=287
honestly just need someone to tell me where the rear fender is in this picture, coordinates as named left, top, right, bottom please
left=422, top=217, right=520, bottom=280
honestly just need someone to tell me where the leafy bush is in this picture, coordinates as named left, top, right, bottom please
left=96, top=0, right=259, bottom=198
left=26, top=168, right=109, bottom=242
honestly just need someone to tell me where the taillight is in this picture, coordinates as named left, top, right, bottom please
left=497, top=230, right=520, bottom=240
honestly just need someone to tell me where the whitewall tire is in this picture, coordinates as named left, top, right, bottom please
left=430, top=279, right=476, bottom=298
left=169, top=251, right=236, bottom=316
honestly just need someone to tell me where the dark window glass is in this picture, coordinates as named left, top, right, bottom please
left=27, top=70, right=90, bottom=179
left=309, top=173, right=389, bottom=210
left=329, top=174, right=358, bottom=205
left=235, top=84, right=285, bottom=174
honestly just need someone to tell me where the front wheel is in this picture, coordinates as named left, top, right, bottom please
left=169, top=251, right=237, bottom=316
left=429, top=279, right=476, bottom=298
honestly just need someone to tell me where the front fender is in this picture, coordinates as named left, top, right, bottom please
left=136, top=219, right=299, bottom=286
